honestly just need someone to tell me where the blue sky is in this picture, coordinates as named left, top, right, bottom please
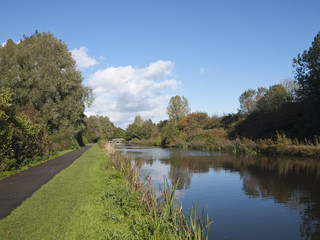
left=1, top=0, right=320, bottom=128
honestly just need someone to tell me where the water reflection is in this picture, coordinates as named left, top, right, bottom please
left=118, top=145, right=320, bottom=239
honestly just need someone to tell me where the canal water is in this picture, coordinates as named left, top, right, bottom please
left=117, top=145, right=320, bottom=240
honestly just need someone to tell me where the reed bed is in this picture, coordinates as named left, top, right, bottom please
left=102, top=142, right=212, bottom=240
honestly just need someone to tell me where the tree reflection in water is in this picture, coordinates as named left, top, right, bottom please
left=121, top=146, right=320, bottom=239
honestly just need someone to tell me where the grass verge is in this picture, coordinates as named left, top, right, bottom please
left=0, top=144, right=170, bottom=239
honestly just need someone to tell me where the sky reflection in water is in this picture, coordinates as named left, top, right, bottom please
left=118, top=145, right=320, bottom=240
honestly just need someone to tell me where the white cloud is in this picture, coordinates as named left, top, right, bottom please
left=71, top=46, right=98, bottom=69
left=1, top=41, right=7, bottom=47
left=199, top=66, right=205, bottom=74
left=86, top=60, right=180, bottom=128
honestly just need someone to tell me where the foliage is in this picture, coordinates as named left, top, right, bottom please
left=238, top=88, right=264, bottom=114
left=0, top=88, right=50, bottom=172
left=181, top=112, right=211, bottom=133
left=238, top=81, right=295, bottom=115
left=133, top=115, right=144, bottom=127
left=125, top=123, right=143, bottom=141
left=84, top=115, right=116, bottom=143
left=113, top=126, right=126, bottom=139
left=255, top=84, right=291, bottom=112
left=124, top=33, right=320, bottom=159
left=293, top=31, right=320, bottom=104
left=0, top=31, right=93, bottom=143
left=206, top=115, right=222, bottom=129
left=141, top=119, right=159, bottom=140
left=161, top=121, right=181, bottom=147
left=167, top=95, right=190, bottom=122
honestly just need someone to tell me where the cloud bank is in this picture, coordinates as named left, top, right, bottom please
left=71, top=46, right=98, bottom=69
left=86, top=60, right=180, bottom=128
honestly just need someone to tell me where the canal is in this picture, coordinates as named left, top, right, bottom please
left=117, top=145, right=320, bottom=240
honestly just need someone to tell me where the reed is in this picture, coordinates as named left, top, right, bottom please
left=103, top=142, right=212, bottom=239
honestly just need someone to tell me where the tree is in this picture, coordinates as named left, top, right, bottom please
left=238, top=89, right=257, bottom=114
left=255, top=84, right=289, bottom=112
left=0, top=31, right=93, bottom=141
left=238, top=88, right=266, bottom=114
left=133, top=115, right=144, bottom=127
left=85, top=116, right=102, bottom=142
left=293, top=32, right=320, bottom=104
left=280, top=77, right=298, bottom=102
left=113, top=127, right=125, bottom=139
left=166, top=95, right=190, bottom=122
left=84, top=115, right=115, bottom=142
left=98, top=116, right=115, bottom=140
left=181, top=112, right=211, bottom=132
left=0, top=89, right=49, bottom=171
left=141, top=119, right=159, bottom=140
left=125, top=123, right=143, bottom=141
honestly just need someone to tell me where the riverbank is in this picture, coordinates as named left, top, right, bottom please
left=129, top=131, right=320, bottom=159
left=0, top=144, right=177, bottom=239
left=102, top=141, right=212, bottom=239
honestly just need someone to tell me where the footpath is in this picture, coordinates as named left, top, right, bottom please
left=0, top=145, right=92, bottom=220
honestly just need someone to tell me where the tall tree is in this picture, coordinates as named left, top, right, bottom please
left=293, top=32, right=320, bottom=104
left=166, top=95, right=190, bottom=122
left=133, top=115, right=144, bottom=127
left=0, top=31, right=93, bottom=139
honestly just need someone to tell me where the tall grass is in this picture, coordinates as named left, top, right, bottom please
left=103, top=142, right=212, bottom=239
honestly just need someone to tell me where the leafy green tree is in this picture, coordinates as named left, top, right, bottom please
left=206, top=115, right=222, bottom=129
left=238, top=89, right=256, bottom=114
left=0, top=31, right=93, bottom=142
left=113, top=127, right=125, bottom=139
left=133, top=115, right=144, bottom=127
left=0, top=89, right=49, bottom=172
left=280, top=77, right=298, bottom=102
left=181, top=112, right=211, bottom=132
left=141, top=119, right=158, bottom=139
left=255, top=84, right=289, bottom=112
left=293, top=32, right=320, bottom=104
left=161, top=121, right=181, bottom=147
left=98, top=116, right=115, bottom=140
left=84, top=115, right=115, bottom=142
left=238, top=88, right=266, bottom=114
left=167, top=95, right=190, bottom=122
left=125, top=123, right=143, bottom=141
left=85, top=116, right=102, bottom=142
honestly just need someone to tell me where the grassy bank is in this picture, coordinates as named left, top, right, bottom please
left=129, top=130, right=320, bottom=159
left=102, top=141, right=212, bottom=239
left=0, top=144, right=178, bottom=239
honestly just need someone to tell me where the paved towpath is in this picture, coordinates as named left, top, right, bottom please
left=0, top=144, right=92, bottom=220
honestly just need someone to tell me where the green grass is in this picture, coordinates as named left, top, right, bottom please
left=0, top=148, right=75, bottom=180
left=0, top=144, right=167, bottom=240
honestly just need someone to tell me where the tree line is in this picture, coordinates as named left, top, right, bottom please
left=0, top=31, right=121, bottom=173
left=124, top=32, right=320, bottom=158
left=1, top=31, right=319, bottom=172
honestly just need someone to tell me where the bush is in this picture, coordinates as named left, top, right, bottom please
left=176, top=138, right=188, bottom=149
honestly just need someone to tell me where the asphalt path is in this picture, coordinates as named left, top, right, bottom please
left=0, top=144, right=92, bottom=220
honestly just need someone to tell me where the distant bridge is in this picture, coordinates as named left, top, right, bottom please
left=109, top=138, right=125, bottom=144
